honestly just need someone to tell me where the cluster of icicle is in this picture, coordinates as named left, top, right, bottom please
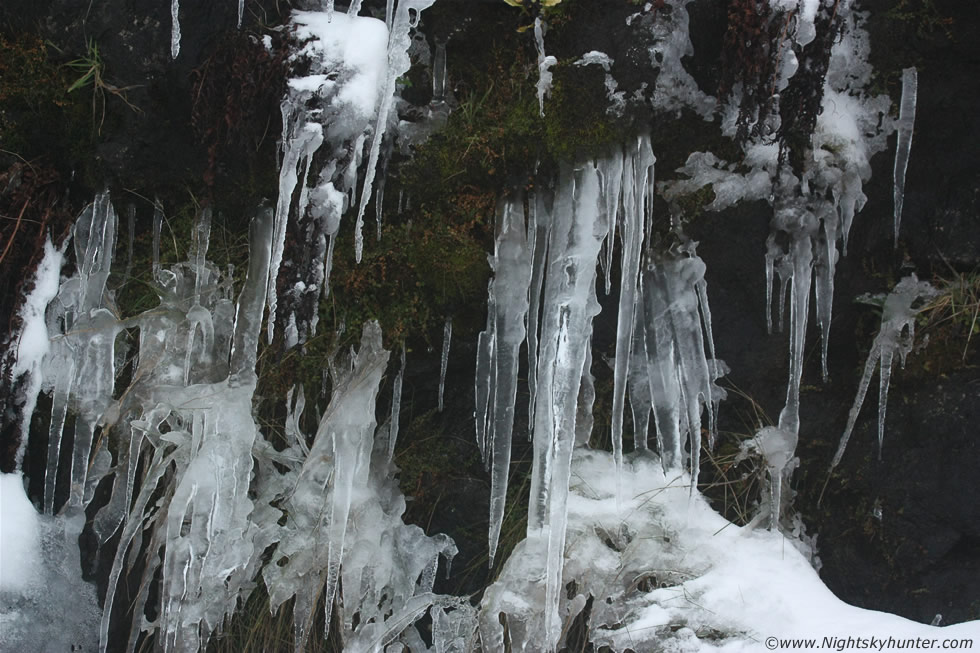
left=473, top=134, right=726, bottom=651
left=268, top=1, right=435, bottom=349
left=660, top=1, right=915, bottom=526
left=18, top=193, right=470, bottom=652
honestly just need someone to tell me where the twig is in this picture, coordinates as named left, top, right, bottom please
left=0, top=199, right=28, bottom=266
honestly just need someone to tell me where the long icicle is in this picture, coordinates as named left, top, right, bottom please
left=438, top=317, right=452, bottom=412
left=893, top=67, right=917, bottom=248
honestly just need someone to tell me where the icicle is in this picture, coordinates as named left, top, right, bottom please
left=527, top=164, right=607, bottom=652
left=640, top=245, right=722, bottom=489
left=264, top=322, right=390, bottom=649
left=237, top=0, right=243, bottom=28
left=542, top=308, right=579, bottom=645
left=627, top=293, right=652, bottom=451
left=609, top=136, right=653, bottom=475
left=375, top=176, right=386, bottom=242
left=347, top=0, right=363, bottom=16
left=124, top=205, right=135, bottom=280
left=830, top=275, right=937, bottom=468
left=526, top=190, right=551, bottom=441
left=432, top=40, right=448, bottom=105
left=484, top=196, right=532, bottom=566
left=596, top=141, right=621, bottom=299
left=533, top=18, right=557, bottom=117
left=267, top=114, right=323, bottom=343
left=354, top=0, right=438, bottom=263
left=438, top=316, right=452, bottom=412
left=171, top=0, right=181, bottom=59
left=779, top=203, right=815, bottom=437
left=814, top=202, right=839, bottom=382
left=41, top=194, right=120, bottom=511
left=764, top=234, right=775, bottom=335
left=152, top=200, right=163, bottom=282
left=388, top=346, right=406, bottom=463
left=474, top=298, right=496, bottom=465
left=893, top=67, right=917, bottom=248
left=230, top=207, right=274, bottom=379
left=575, top=340, right=596, bottom=447
left=43, top=362, right=73, bottom=514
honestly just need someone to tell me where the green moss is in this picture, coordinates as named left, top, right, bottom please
left=327, top=214, right=491, bottom=351
left=543, top=62, right=631, bottom=162
left=670, top=184, right=717, bottom=221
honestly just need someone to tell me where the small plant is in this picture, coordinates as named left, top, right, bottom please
left=886, top=0, right=955, bottom=40
left=698, top=383, right=773, bottom=526
left=920, top=268, right=980, bottom=362
left=60, top=38, right=140, bottom=132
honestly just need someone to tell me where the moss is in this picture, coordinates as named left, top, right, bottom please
left=326, top=209, right=491, bottom=351
left=0, top=33, right=95, bottom=164
left=542, top=62, right=631, bottom=162
left=670, top=184, right=717, bottom=221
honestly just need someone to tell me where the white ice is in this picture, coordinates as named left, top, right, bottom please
left=533, top=17, right=557, bottom=117
left=0, top=473, right=41, bottom=592
left=482, top=448, right=980, bottom=652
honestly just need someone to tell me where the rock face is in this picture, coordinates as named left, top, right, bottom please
left=0, top=0, right=978, bottom=641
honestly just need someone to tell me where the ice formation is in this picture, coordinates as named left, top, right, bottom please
left=4, top=193, right=466, bottom=652
left=262, top=322, right=458, bottom=651
left=655, top=2, right=896, bottom=527
left=171, top=0, right=181, bottom=59
left=41, top=193, right=120, bottom=513
left=830, top=275, right=938, bottom=469
left=893, top=67, right=918, bottom=247
left=268, top=1, right=435, bottom=347
left=533, top=17, right=557, bottom=117
left=438, top=315, right=452, bottom=412
left=645, top=0, right=716, bottom=118
left=7, top=238, right=64, bottom=470
left=475, top=195, right=532, bottom=565
left=0, top=473, right=41, bottom=593
left=8, top=3, right=976, bottom=653
left=388, top=345, right=407, bottom=463
left=638, top=241, right=724, bottom=489
left=473, top=135, right=725, bottom=649
left=0, top=486, right=101, bottom=652
left=479, top=448, right=977, bottom=652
